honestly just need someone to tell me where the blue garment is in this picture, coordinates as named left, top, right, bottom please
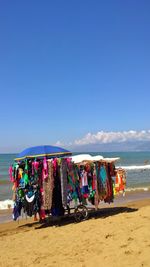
left=99, top=166, right=107, bottom=185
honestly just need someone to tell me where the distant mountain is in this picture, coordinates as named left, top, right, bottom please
left=135, top=141, right=150, bottom=151
left=71, top=141, right=150, bottom=152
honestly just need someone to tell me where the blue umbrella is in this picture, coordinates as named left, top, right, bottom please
left=15, top=145, right=72, bottom=161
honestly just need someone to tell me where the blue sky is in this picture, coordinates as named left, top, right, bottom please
left=0, top=1, right=150, bottom=152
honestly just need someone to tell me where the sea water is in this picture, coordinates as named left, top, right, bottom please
left=0, top=152, right=150, bottom=209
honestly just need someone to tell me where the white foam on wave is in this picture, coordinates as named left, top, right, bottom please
left=117, top=165, right=150, bottom=170
left=0, top=199, right=14, bottom=210
left=125, top=187, right=149, bottom=192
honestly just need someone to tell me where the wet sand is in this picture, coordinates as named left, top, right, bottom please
left=0, top=192, right=150, bottom=267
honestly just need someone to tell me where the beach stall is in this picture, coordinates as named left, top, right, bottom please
left=9, top=146, right=126, bottom=223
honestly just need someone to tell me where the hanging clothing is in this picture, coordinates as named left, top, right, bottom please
left=23, top=188, right=40, bottom=217
left=97, top=164, right=107, bottom=200
left=32, top=160, right=39, bottom=177
left=10, top=155, right=125, bottom=221
left=67, top=162, right=81, bottom=204
left=60, top=158, right=68, bottom=208
left=80, top=168, right=89, bottom=198
left=43, top=160, right=54, bottom=210
left=23, top=160, right=29, bottom=185
left=93, top=164, right=99, bottom=209
left=115, top=169, right=126, bottom=194
left=104, top=164, right=114, bottom=203
left=51, top=161, right=64, bottom=216
left=42, top=157, right=48, bottom=180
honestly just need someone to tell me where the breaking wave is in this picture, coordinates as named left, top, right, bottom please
left=125, top=187, right=149, bottom=192
left=117, top=165, right=150, bottom=170
left=0, top=199, right=14, bottom=210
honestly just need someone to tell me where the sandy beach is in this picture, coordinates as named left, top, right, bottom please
left=0, top=195, right=150, bottom=267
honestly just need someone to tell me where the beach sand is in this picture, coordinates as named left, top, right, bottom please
left=0, top=197, right=150, bottom=267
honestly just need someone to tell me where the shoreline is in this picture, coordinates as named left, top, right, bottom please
left=0, top=196, right=150, bottom=234
left=0, top=189, right=149, bottom=225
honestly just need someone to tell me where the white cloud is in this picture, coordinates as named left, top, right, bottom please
left=53, top=140, right=65, bottom=147
left=74, top=130, right=150, bottom=146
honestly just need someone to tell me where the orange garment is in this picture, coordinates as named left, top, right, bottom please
left=115, top=169, right=126, bottom=193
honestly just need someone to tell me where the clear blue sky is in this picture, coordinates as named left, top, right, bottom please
left=0, top=0, right=150, bottom=152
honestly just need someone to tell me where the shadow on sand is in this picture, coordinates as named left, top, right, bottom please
left=18, top=206, right=138, bottom=230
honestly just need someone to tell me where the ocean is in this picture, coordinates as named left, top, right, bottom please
left=0, top=152, right=150, bottom=210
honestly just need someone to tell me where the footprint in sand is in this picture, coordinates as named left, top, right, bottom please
left=128, top=237, right=134, bottom=241
left=105, top=234, right=113, bottom=239
left=42, top=235, right=48, bottom=239
left=124, top=250, right=133, bottom=255
left=141, top=216, right=150, bottom=219
left=120, top=244, right=128, bottom=248
left=33, top=257, right=41, bottom=264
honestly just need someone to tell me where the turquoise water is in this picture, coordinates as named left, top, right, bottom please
left=0, top=154, right=16, bottom=201
left=0, top=152, right=150, bottom=202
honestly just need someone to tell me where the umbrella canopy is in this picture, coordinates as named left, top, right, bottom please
left=15, top=145, right=72, bottom=161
